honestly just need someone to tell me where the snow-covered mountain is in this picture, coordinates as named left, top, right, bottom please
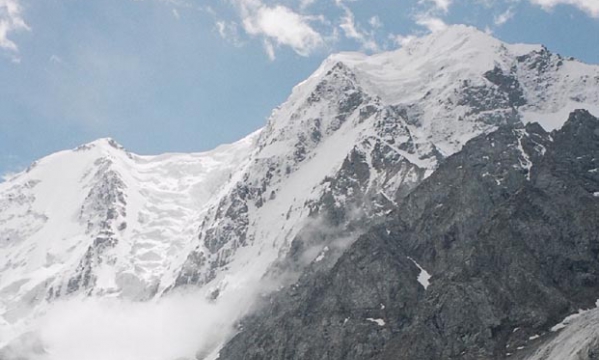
left=1, top=24, right=599, bottom=359
left=218, top=109, right=599, bottom=360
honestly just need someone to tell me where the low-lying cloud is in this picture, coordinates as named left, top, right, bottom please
left=4, top=286, right=264, bottom=360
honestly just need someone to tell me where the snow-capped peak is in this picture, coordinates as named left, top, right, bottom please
left=74, top=137, right=127, bottom=153
left=285, top=25, right=598, bottom=156
left=309, top=25, right=540, bottom=84
left=2, top=26, right=599, bottom=360
left=404, top=24, right=540, bottom=57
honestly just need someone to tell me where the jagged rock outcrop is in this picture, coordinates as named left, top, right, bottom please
left=217, top=110, right=599, bottom=360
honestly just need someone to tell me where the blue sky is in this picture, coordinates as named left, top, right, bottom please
left=0, top=0, right=598, bottom=176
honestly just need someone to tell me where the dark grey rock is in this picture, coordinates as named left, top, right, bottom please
left=216, top=110, right=599, bottom=360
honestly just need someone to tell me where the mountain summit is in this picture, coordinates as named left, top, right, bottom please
left=1, top=26, right=599, bottom=360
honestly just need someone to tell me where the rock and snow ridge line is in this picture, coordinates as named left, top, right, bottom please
left=1, top=24, right=599, bottom=360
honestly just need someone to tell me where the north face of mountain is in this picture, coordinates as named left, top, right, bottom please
left=172, top=24, right=599, bottom=300
left=217, top=110, right=599, bottom=360
left=1, top=24, right=599, bottom=360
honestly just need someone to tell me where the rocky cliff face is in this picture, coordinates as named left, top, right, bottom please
left=217, top=110, right=599, bottom=360
left=1, top=25, right=599, bottom=360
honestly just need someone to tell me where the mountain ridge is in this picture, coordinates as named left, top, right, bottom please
left=1, top=25, right=599, bottom=360
left=217, top=109, right=599, bottom=360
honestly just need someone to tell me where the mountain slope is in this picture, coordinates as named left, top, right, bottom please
left=218, top=110, right=599, bottom=360
left=0, top=136, right=257, bottom=347
left=1, top=25, right=599, bottom=359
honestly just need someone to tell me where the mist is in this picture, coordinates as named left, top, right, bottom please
left=4, top=285, right=262, bottom=360
left=2, top=208, right=373, bottom=360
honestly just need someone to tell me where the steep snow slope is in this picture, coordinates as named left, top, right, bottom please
left=1, top=24, right=599, bottom=359
left=0, top=135, right=258, bottom=347
left=171, top=23, right=599, bottom=300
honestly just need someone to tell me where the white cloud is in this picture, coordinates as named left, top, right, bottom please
left=216, top=20, right=226, bottom=36
left=415, top=14, right=448, bottom=32
left=529, top=0, right=599, bottom=17
left=6, top=280, right=275, bottom=360
left=32, top=294, right=232, bottom=360
left=494, top=7, right=514, bottom=25
left=389, top=33, right=417, bottom=47
left=263, top=38, right=276, bottom=60
left=369, top=15, right=382, bottom=29
left=216, top=20, right=244, bottom=47
left=299, top=0, right=316, bottom=10
left=0, top=0, right=29, bottom=54
left=237, top=0, right=323, bottom=58
left=338, top=3, right=379, bottom=51
left=420, top=0, right=452, bottom=13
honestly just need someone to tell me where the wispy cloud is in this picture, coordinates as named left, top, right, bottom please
left=215, top=20, right=244, bottom=47
left=369, top=15, right=383, bottom=29
left=529, top=0, right=599, bottom=17
left=172, top=0, right=599, bottom=63
left=411, top=0, right=451, bottom=37
left=6, top=0, right=597, bottom=66
left=494, top=7, right=515, bottom=25
left=0, top=0, right=30, bottom=57
left=235, top=0, right=324, bottom=58
left=263, top=38, right=276, bottom=60
left=299, top=0, right=317, bottom=10
left=338, top=3, right=379, bottom=52
left=415, top=13, right=448, bottom=32
left=333, top=0, right=384, bottom=52
left=420, top=0, right=452, bottom=13
left=389, top=33, right=417, bottom=47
